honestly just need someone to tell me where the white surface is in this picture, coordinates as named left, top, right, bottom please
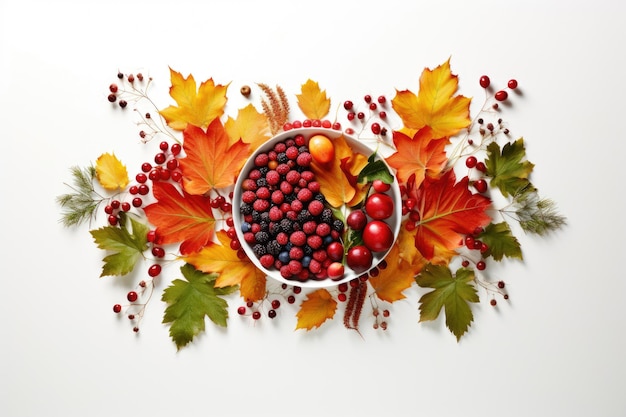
left=1, top=0, right=625, bottom=416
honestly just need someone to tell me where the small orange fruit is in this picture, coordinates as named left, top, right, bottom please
left=308, top=134, right=335, bottom=165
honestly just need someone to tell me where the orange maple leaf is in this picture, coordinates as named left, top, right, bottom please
left=391, top=59, right=471, bottom=138
left=296, top=79, right=331, bottom=120
left=368, top=243, right=416, bottom=302
left=178, top=120, right=251, bottom=195
left=385, top=127, right=449, bottom=187
left=412, top=170, right=492, bottom=260
left=224, top=104, right=271, bottom=151
left=159, top=68, right=229, bottom=131
left=396, top=223, right=455, bottom=268
left=143, top=182, right=215, bottom=255
left=311, top=135, right=368, bottom=208
left=183, top=231, right=267, bottom=301
left=295, top=288, right=337, bottom=330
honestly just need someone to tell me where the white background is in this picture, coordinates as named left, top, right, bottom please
left=1, top=0, right=625, bottom=416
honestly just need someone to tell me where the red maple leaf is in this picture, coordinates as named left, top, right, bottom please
left=178, top=119, right=250, bottom=195
left=143, top=182, right=216, bottom=255
left=412, top=170, right=492, bottom=260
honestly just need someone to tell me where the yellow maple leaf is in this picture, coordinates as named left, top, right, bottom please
left=296, top=79, right=331, bottom=120
left=391, top=59, right=471, bottom=138
left=224, top=104, right=271, bottom=151
left=295, top=288, right=337, bottom=330
left=159, top=68, right=229, bottom=131
left=182, top=231, right=266, bottom=301
left=95, top=152, right=129, bottom=191
left=368, top=243, right=416, bottom=302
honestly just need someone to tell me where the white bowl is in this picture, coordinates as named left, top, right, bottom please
left=232, top=127, right=402, bottom=288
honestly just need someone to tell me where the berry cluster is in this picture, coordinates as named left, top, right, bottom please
left=478, top=75, right=519, bottom=109
left=238, top=134, right=346, bottom=282
left=112, top=279, right=156, bottom=333
left=342, top=94, right=390, bottom=137
left=236, top=283, right=303, bottom=321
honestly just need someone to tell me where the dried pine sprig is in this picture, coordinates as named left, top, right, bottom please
left=56, top=165, right=104, bottom=227
left=257, top=83, right=290, bottom=135
left=511, top=187, right=567, bottom=235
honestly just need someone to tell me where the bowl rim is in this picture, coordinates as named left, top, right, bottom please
left=232, top=127, right=402, bottom=288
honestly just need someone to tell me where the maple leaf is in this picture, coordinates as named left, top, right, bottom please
left=416, top=263, right=479, bottom=341
left=95, top=152, right=129, bottom=191
left=385, top=127, right=449, bottom=187
left=90, top=214, right=149, bottom=277
left=161, top=263, right=237, bottom=350
left=224, top=104, right=271, bottom=151
left=311, top=135, right=368, bottom=207
left=295, top=288, right=337, bottom=330
left=485, top=138, right=535, bottom=197
left=368, top=243, right=416, bottom=302
left=391, top=59, right=471, bottom=137
left=183, top=231, right=267, bottom=302
left=413, top=170, right=492, bottom=260
left=143, top=182, right=215, bottom=255
left=296, top=79, right=331, bottom=120
left=178, top=120, right=251, bottom=195
left=159, top=68, right=229, bottom=131
left=478, top=222, right=523, bottom=261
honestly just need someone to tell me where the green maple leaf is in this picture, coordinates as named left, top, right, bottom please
left=90, top=214, right=149, bottom=277
left=479, top=222, right=523, bottom=261
left=485, top=138, right=535, bottom=197
left=416, top=264, right=479, bottom=341
left=162, top=264, right=236, bottom=350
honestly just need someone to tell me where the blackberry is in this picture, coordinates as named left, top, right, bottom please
left=303, top=245, right=313, bottom=256
left=252, top=244, right=267, bottom=257
left=259, top=167, right=269, bottom=176
left=251, top=210, right=262, bottom=222
left=279, top=218, right=294, bottom=234
left=297, top=209, right=312, bottom=223
left=321, top=208, right=333, bottom=224
left=256, top=177, right=268, bottom=187
left=314, top=193, right=326, bottom=203
left=332, top=219, right=344, bottom=232
left=260, top=212, right=270, bottom=223
left=298, top=145, right=308, bottom=153
left=255, top=231, right=270, bottom=244
left=266, top=240, right=282, bottom=255
left=277, top=152, right=288, bottom=163
left=240, top=202, right=253, bottom=215
left=258, top=220, right=270, bottom=232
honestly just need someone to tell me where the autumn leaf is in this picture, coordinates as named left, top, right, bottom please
left=159, top=68, right=229, bottom=131
left=162, top=263, right=237, bottom=350
left=224, top=104, right=271, bottom=151
left=143, top=182, right=215, bottom=255
left=391, top=59, right=471, bottom=137
left=311, top=135, right=368, bottom=208
left=368, top=243, right=416, bottom=302
left=478, top=222, right=523, bottom=261
left=385, top=127, right=449, bottom=187
left=178, top=120, right=250, bottom=195
left=95, top=152, right=129, bottom=191
left=416, top=264, right=479, bottom=341
left=295, top=288, right=337, bottom=330
left=485, top=138, right=535, bottom=197
left=90, top=214, right=149, bottom=277
left=183, top=231, right=266, bottom=302
left=413, top=170, right=492, bottom=260
left=296, top=79, right=331, bottom=120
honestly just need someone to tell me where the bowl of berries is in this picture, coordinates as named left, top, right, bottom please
left=232, top=127, right=402, bottom=288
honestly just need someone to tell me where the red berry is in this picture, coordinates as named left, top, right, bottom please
left=490, top=299, right=497, bottom=306
left=497, top=281, right=505, bottom=289
left=113, top=304, right=122, bottom=313
left=326, top=241, right=344, bottom=261
left=327, top=262, right=345, bottom=280
left=495, top=90, right=508, bottom=101
left=465, top=156, right=477, bottom=168
left=148, top=264, right=162, bottom=277
left=364, top=193, right=394, bottom=220
left=507, top=79, right=518, bottom=89
left=371, top=122, right=381, bottom=135
left=364, top=95, right=372, bottom=103
left=343, top=100, right=353, bottom=110
left=474, top=179, right=488, bottom=193
left=476, top=260, right=486, bottom=270
left=237, top=306, right=246, bottom=315
left=346, top=246, right=373, bottom=273
left=252, top=311, right=261, bottom=320
left=362, top=220, right=394, bottom=253
left=346, top=209, right=367, bottom=231
left=479, top=75, right=490, bottom=88
left=127, top=291, right=138, bottom=302
left=372, top=179, right=391, bottom=193
left=377, top=95, right=386, bottom=104
left=369, top=102, right=377, bottom=111
left=107, top=93, right=117, bottom=103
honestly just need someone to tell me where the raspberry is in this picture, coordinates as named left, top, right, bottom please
left=307, top=235, right=323, bottom=249
left=242, top=179, right=258, bottom=191
left=289, top=246, right=304, bottom=260
left=242, top=190, right=256, bottom=204
left=285, top=170, right=301, bottom=185
left=297, top=188, right=313, bottom=202
left=276, top=163, right=291, bottom=175
left=290, top=199, right=304, bottom=213
left=308, top=259, right=322, bottom=274
left=248, top=169, right=262, bottom=180
left=254, top=153, right=269, bottom=167
left=265, top=170, right=280, bottom=185
left=307, top=181, right=321, bottom=193
left=252, top=199, right=270, bottom=212
left=280, top=265, right=292, bottom=279
left=290, top=231, right=307, bottom=246
left=301, top=171, right=315, bottom=182
left=308, top=200, right=324, bottom=216
left=312, top=249, right=327, bottom=262
left=276, top=232, right=289, bottom=245
left=271, top=190, right=284, bottom=205
left=256, top=186, right=270, bottom=200
left=296, top=152, right=312, bottom=167
left=286, top=146, right=299, bottom=160
left=243, top=232, right=256, bottom=243
left=259, top=254, right=275, bottom=268
left=302, top=220, right=317, bottom=235
left=288, top=260, right=303, bottom=275
left=250, top=222, right=261, bottom=233
left=269, top=206, right=283, bottom=221
left=274, top=142, right=287, bottom=153
left=315, top=222, right=331, bottom=236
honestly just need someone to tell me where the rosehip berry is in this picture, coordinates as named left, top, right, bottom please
left=465, top=156, right=477, bottom=168
left=507, top=79, right=518, bottom=89
left=113, top=304, right=122, bottom=313
left=343, top=100, right=354, bottom=110
left=127, top=291, right=138, bottom=302
left=495, top=90, right=508, bottom=101
left=148, top=264, right=162, bottom=277
left=479, top=75, right=490, bottom=88
left=237, top=306, right=246, bottom=315
left=371, top=122, right=381, bottom=135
